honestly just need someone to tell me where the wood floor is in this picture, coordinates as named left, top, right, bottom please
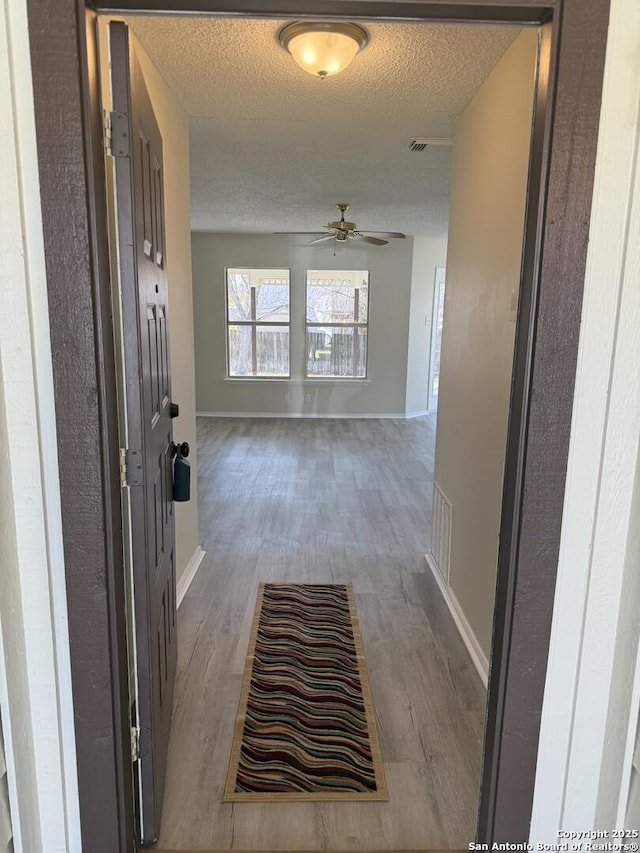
left=157, top=416, right=486, bottom=850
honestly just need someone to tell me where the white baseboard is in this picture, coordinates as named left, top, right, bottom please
left=405, top=409, right=431, bottom=419
left=197, top=411, right=409, bottom=419
left=424, top=552, right=489, bottom=687
left=177, top=546, right=206, bottom=608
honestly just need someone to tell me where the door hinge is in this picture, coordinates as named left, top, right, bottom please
left=130, top=726, right=140, bottom=763
left=120, top=448, right=143, bottom=487
left=104, top=109, right=130, bottom=157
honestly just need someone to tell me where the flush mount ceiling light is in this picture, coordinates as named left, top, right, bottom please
left=278, top=21, right=369, bottom=78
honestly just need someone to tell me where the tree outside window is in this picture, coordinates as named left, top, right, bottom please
left=305, top=270, right=369, bottom=378
left=226, top=268, right=290, bottom=377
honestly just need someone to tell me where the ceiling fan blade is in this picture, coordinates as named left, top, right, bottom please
left=274, top=231, right=328, bottom=236
left=354, top=234, right=388, bottom=246
left=358, top=231, right=406, bottom=239
left=308, top=234, right=336, bottom=244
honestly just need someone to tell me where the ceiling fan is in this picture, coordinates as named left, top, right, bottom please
left=276, top=203, right=406, bottom=246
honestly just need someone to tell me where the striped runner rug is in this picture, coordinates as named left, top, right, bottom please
left=224, top=583, right=387, bottom=801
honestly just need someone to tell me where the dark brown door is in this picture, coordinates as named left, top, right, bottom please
left=109, top=21, right=177, bottom=845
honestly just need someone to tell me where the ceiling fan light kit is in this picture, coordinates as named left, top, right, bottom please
left=276, top=204, right=406, bottom=248
left=278, top=22, right=369, bottom=78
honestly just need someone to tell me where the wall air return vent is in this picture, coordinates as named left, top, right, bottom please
left=431, top=481, right=453, bottom=583
left=408, top=137, right=453, bottom=152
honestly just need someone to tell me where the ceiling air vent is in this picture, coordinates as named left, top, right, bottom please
left=408, top=137, right=453, bottom=152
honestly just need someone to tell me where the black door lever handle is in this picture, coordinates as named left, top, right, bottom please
left=171, top=441, right=191, bottom=502
left=170, top=441, right=189, bottom=458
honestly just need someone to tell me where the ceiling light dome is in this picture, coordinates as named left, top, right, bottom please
left=278, top=22, right=369, bottom=78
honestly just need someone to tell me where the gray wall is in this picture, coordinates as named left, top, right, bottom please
left=432, top=29, right=538, bottom=657
left=192, top=233, right=415, bottom=416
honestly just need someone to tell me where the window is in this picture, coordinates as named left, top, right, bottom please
left=226, top=268, right=290, bottom=377
left=306, top=270, right=369, bottom=378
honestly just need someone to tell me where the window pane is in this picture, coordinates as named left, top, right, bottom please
left=306, top=270, right=369, bottom=324
left=228, top=325, right=289, bottom=377
left=306, top=326, right=367, bottom=378
left=357, top=282, right=369, bottom=323
left=227, top=271, right=251, bottom=321
left=256, top=327, right=289, bottom=376
left=227, top=268, right=290, bottom=321
left=256, top=281, right=289, bottom=322
left=228, top=324, right=252, bottom=375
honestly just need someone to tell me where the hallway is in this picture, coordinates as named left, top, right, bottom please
left=158, top=416, right=485, bottom=849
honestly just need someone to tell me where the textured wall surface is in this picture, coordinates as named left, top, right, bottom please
left=126, top=15, right=520, bottom=235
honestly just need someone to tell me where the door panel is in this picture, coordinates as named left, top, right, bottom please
left=153, top=158, right=165, bottom=267
left=140, top=133, right=154, bottom=259
left=109, top=21, right=177, bottom=845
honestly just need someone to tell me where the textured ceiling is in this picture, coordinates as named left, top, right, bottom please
left=126, top=16, right=521, bottom=236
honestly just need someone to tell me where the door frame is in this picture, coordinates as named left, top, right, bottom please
left=26, top=1, right=609, bottom=850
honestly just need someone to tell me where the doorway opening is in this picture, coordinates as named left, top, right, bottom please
left=100, top=12, right=539, bottom=848
left=27, top=0, right=609, bottom=850
left=428, top=267, right=446, bottom=414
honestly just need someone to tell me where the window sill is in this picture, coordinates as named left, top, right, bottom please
left=303, top=378, right=370, bottom=384
left=223, top=378, right=371, bottom=384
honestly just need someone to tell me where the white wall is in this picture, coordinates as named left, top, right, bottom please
left=192, top=232, right=415, bottom=417
left=531, top=0, right=640, bottom=837
left=430, top=29, right=538, bottom=659
left=405, top=234, right=448, bottom=416
left=0, top=1, right=81, bottom=850
left=99, top=21, right=201, bottom=586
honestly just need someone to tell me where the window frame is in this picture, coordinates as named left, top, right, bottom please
left=304, top=270, right=371, bottom=380
left=225, top=266, right=291, bottom=379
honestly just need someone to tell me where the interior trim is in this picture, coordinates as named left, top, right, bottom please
left=425, top=553, right=490, bottom=686
left=176, top=546, right=206, bottom=608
